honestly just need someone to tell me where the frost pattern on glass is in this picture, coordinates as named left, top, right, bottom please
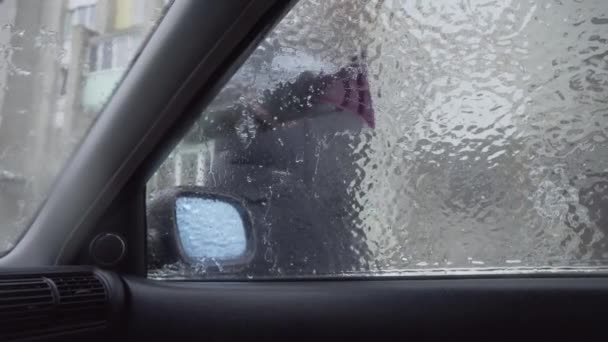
left=176, top=197, right=247, bottom=260
left=148, top=0, right=608, bottom=279
left=0, top=0, right=168, bottom=254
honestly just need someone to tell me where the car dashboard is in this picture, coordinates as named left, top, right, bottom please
left=0, top=267, right=124, bottom=342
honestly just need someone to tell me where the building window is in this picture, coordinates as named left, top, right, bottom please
left=88, top=33, right=140, bottom=72
left=88, top=44, right=98, bottom=72
left=113, top=35, right=135, bottom=69
left=101, top=41, right=113, bottom=70
left=63, top=3, right=96, bottom=58
left=70, top=5, right=96, bottom=31
left=132, top=0, right=146, bottom=25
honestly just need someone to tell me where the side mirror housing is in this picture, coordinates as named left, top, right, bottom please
left=147, top=187, right=254, bottom=273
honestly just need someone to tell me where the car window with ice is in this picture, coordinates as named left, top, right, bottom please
left=0, top=0, right=168, bottom=254
left=148, top=0, right=608, bottom=279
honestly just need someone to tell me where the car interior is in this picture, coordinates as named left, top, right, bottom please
left=1, top=0, right=608, bottom=340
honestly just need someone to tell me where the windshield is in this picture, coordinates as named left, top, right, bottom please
left=0, top=0, right=169, bottom=254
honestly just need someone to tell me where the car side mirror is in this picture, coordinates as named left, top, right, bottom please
left=147, top=187, right=254, bottom=273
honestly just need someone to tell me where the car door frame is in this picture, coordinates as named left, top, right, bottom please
left=2, top=0, right=608, bottom=339
left=0, top=0, right=297, bottom=270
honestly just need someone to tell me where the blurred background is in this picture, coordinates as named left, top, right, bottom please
left=0, top=0, right=168, bottom=251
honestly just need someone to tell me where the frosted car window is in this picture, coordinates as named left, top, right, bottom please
left=0, top=0, right=169, bottom=254
left=147, top=0, right=608, bottom=279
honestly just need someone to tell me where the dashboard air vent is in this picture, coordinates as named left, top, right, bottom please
left=0, top=272, right=108, bottom=341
